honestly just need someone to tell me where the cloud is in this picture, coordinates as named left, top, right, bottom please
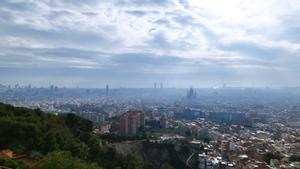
left=0, top=19, right=122, bottom=50
left=219, top=41, right=290, bottom=60
left=0, top=0, right=38, bottom=11
left=273, top=14, right=300, bottom=43
left=178, top=0, right=190, bottom=8
left=0, top=0, right=300, bottom=87
left=125, top=10, right=147, bottom=17
left=115, top=0, right=172, bottom=6
left=172, top=14, right=194, bottom=26
left=154, top=19, right=171, bottom=27
left=147, top=31, right=194, bottom=51
left=113, top=53, right=183, bottom=65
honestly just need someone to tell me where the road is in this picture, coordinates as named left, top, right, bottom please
left=186, top=152, right=195, bottom=169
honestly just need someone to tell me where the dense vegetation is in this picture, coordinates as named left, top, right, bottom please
left=0, top=103, right=144, bottom=169
left=0, top=103, right=88, bottom=157
left=0, top=158, right=30, bottom=169
left=38, top=151, right=102, bottom=169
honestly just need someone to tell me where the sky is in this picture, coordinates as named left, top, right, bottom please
left=0, top=0, right=300, bottom=88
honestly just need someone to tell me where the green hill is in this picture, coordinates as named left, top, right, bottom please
left=0, top=103, right=141, bottom=169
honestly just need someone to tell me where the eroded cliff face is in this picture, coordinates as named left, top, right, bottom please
left=111, top=140, right=192, bottom=169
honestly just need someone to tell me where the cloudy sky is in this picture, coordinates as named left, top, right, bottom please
left=0, top=0, right=299, bottom=88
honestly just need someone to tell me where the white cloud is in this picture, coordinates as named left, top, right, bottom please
left=0, top=0, right=299, bottom=87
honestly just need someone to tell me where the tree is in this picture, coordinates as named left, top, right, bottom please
left=144, top=162, right=155, bottom=169
left=0, top=158, right=30, bottom=169
left=0, top=103, right=142, bottom=169
left=160, top=163, right=174, bottom=169
left=38, top=151, right=103, bottom=169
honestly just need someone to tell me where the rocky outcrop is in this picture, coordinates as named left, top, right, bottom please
left=111, top=141, right=189, bottom=169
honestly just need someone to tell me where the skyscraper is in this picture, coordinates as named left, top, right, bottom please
left=106, top=84, right=109, bottom=96
left=187, top=87, right=197, bottom=99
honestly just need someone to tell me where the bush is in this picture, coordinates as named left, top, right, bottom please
left=1, top=158, right=30, bottom=169
left=38, top=151, right=103, bottom=169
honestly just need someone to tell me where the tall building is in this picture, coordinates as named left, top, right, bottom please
left=160, top=82, right=163, bottom=88
left=106, top=84, right=109, bottom=96
left=119, top=110, right=144, bottom=137
left=160, top=114, right=167, bottom=129
left=120, top=113, right=129, bottom=136
left=187, top=87, right=197, bottom=99
left=198, top=153, right=207, bottom=169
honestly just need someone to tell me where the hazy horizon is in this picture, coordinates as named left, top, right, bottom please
left=2, top=82, right=300, bottom=89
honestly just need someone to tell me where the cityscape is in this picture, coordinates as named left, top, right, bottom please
left=0, top=0, right=300, bottom=169
left=0, top=84, right=300, bottom=169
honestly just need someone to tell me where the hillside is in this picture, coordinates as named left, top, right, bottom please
left=112, top=141, right=191, bottom=169
left=0, top=103, right=190, bottom=169
left=0, top=103, right=87, bottom=157
left=0, top=103, right=141, bottom=169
